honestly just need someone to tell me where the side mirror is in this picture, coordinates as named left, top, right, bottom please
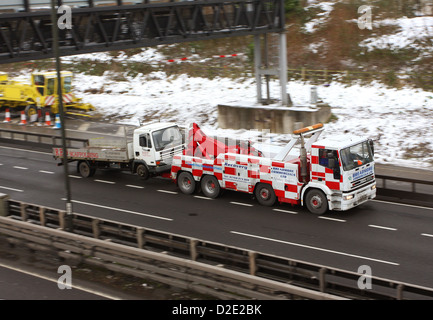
left=368, top=139, right=375, bottom=155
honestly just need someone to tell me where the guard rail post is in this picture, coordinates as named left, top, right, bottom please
left=137, top=227, right=144, bottom=249
left=92, top=219, right=100, bottom=239
left=249, top=251, right=257, bottom=276
left=319, top=267, right=327, bottom=293
left=0, top=193, right=10, bottom=217
left=190, top=239, right=198, bottom=261
left=39, top=206, right=46, bottom=226
left=20, top=203, right=27, bottom=221
left=58, top=211, right=66, bottom=230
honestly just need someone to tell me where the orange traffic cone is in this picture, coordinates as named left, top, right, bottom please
left=19, top=111, right=27, bottom=125
left=3, top=108, right=11, bottom=123
left=44, top=112, right=51, bottom=126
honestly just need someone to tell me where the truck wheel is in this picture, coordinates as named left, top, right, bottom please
left=255, top=183, right=276, bottom=206
left=78, top=161, right=95, bottom=178
left=201, top=175, right=221, bottom=199
left=178, top=172, right=196, bottom=195
left=305, top=189, right=328, bottom=215
left=25, top=104, right=38, bottom=120
left=136, top=164, right=150, bottom=180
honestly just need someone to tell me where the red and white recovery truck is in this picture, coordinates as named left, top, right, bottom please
left=53, top=122, right=185, bottom=179
left=171, top=123, right=376, bottom=214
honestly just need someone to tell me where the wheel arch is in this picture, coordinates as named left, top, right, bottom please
left=301, top=184, right=331, bottom=207
left=132, top=160, right=148, bottom=173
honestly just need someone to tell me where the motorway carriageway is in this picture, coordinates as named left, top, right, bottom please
left=0, top=143, right=433, bottom=290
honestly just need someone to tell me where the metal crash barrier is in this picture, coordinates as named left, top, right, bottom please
left=1, top=197, right=433, bottom=300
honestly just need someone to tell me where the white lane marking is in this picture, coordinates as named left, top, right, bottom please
left=65, top=199, right=173, bottom=221
left=372, top=199, right=433, bottom=211
left=126, top=184, right=144, bottom=189
left=0, top=262, right=120, bottom=300
left=13, top=166, right=28, bottom=170
left=94, top=179, right=115, bottom=185
left=0, top=186, right=23, bottom=192
left=0, top=146, right=51, bottom=155
left=194, top=195, right=213, bottom=200
left=368, top=224, right=397, bottom=231
left=319, top=216, right=346, bottom=223
left=68, top=175, right=82, bottom=179
left=230, top=231, right=399, bottom=266
left=421, top=233, right=433, bottom=238
left=39, top=170, right=55, bottom=174
left=0, top=164, right=3, bottom=166
left=157, top=190, right=178, bottom=195
left=230, top=202, right=253, bottom=207
left=273, top=208, right=298, bottom=214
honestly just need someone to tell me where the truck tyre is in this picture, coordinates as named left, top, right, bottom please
left=136, top=164, right=150, bottom=180
left=305, top=189, right=328, bottom=215
left=255, top=183, right=276, bottom=206
left=201, top=175, right=221, bottom=199
left=25, top=104, right=38, bottom=120
left=178, top=172, right=196, bottom=195
left=78, top=161, right=95, bottom=178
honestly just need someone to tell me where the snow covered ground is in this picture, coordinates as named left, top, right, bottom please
left=360, top=16, right=433, bottom=52
left=68, top=68, right=433, bottom=170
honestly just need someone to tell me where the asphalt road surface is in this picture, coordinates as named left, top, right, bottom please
left=1, top=142, right=433, bottom=292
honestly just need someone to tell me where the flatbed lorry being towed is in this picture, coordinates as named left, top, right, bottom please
left=53, top=122, right=185, bottom=179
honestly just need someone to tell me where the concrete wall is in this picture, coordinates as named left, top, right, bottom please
left=217, top=103, right=331, bottom=134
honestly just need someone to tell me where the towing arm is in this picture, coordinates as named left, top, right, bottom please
left=185, top=123, right=261, bottom=159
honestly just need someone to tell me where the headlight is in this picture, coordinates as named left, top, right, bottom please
left=344, top=194, right=354, bottom=201
left=371, top=184, right=376, bottom=190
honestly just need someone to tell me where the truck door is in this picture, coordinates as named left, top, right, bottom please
left=311, top=147, right=342, bottom=191
left=137, top=133, right=156, bottom=166
left=32, top=74, right=45, bottom=96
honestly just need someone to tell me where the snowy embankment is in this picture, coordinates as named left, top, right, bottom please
left=69, top=69, right=433, bottom=170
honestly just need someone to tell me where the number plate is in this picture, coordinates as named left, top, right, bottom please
left=358, top=192, right=368, bottom=203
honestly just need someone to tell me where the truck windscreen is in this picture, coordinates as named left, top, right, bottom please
left=152, top=126, right=183, bottom=151
left=340, top=141, right=374, bottom=171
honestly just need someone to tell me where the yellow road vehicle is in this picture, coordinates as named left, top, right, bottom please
left=0, top=71, right=94, bottom=119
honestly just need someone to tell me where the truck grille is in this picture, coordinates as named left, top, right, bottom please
left=161, top=145, right=184, bottom=161
left=351, top=174, right=374, bottom=189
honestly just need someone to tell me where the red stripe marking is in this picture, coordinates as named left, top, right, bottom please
left=259, top=165, right=270, bottom=173
left=274, top=189, right=285, bottom=197
left=285, top=184, right=298, bottom=193
left=192, top=169, right=202, bottom=177
left=224, top=167, right=236, bottom=175
left=326, top=181, right=340, bottom=191
left=271, top=161, right=285, bottom=168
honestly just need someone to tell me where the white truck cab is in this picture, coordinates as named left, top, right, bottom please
left=132, top=122, right=185, bottom=178
left=305, top=135, right=376, bottom=213
left=53, top=122, right=185, bottom=179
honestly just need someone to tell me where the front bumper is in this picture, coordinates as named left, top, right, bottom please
left=331, top=182, right=376, bottom=211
